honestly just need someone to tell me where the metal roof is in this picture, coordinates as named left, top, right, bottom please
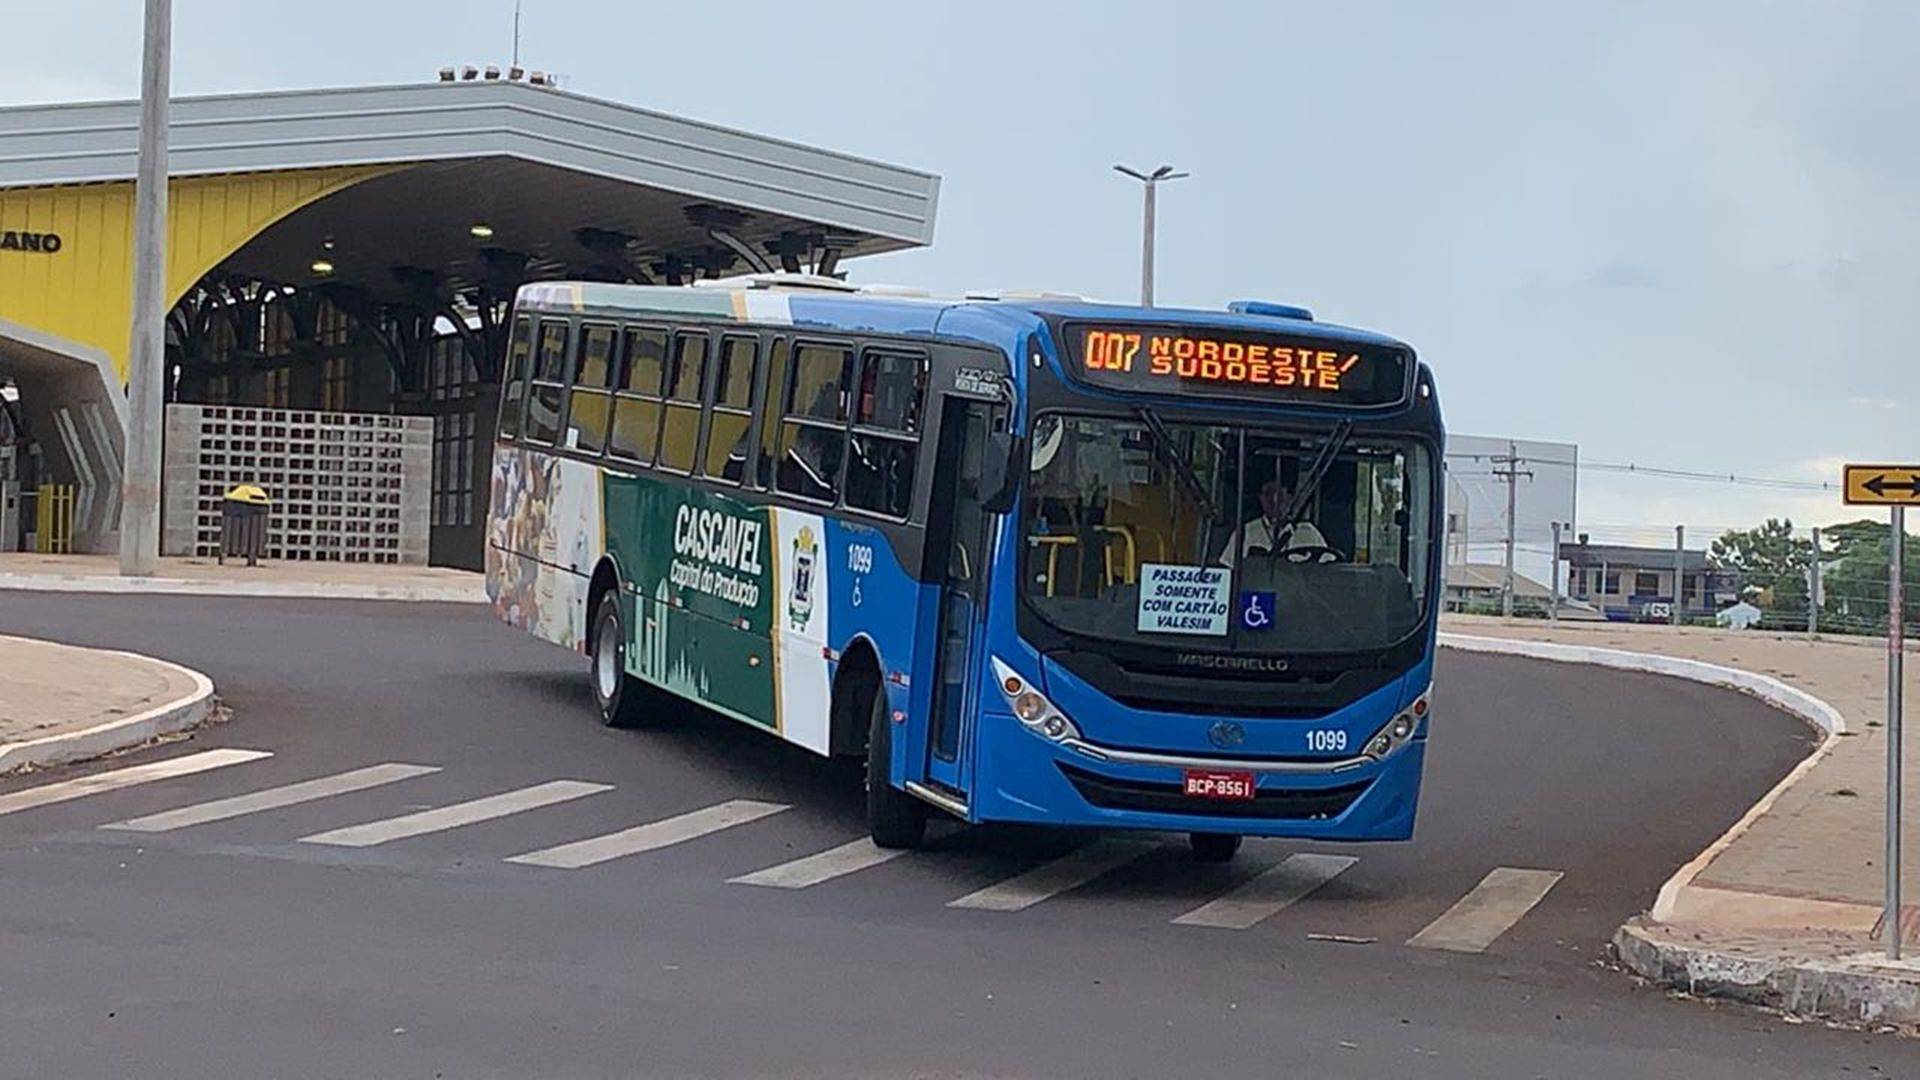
left=1559, top=542, right=1720, bottom=572
left=0, top=80, right=939, bottom=247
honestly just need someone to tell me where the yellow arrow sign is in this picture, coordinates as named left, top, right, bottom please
left=1844, top=465, right=1920, bottom=506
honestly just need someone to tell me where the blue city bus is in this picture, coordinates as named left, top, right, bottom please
left=487, top=276, right=1442, bottom=860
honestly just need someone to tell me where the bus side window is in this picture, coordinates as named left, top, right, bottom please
left=569, top=324, right=617, bottom=456
left=755, top=338, right=792, bottom=489
left=658, top=332, right=708, bottom=473
left=497, top=315, right=533, bottom=440
left=705, top=335, right=757, bottom=484
left=523, top=320, right=572, bottom=445
left=609, top=326, right=668, bottom=465
left=845, top=350, right=925, bottom=519
left=775, top=342, right=852, bottom=503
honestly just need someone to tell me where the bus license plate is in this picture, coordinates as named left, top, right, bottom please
left=1183, top=769, right=1256, bottom=801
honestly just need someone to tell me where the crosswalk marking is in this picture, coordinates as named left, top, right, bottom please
left=298, top=779, right=612, bottom=847
left=947, top=839, right=1159, bottom=912
left=1406, top=867, right=1564, bottom=953
left=505, top=799, right=789, bottom=869
left=101, top=763, right=440, bottom=833
left=1171, top=852, right=1358, bottom=930
left=0, top=748, right=271, bottom=817
left=729, top=837, right=909, bottom=888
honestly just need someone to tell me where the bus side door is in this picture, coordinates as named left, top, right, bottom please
left=920, top=398, right=1003, bottom=801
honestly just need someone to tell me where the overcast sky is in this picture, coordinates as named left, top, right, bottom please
left=5, top=0, right=1913, bottom=542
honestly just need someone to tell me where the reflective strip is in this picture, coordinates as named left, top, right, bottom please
left=102, top=763, right=440, bottom=832
left=0, top=749, right=271, bottom=817
left=505, top=799, right=788, bottom=869
left=1407, top=867, right=1564, bottom=953
left=298, top=780, right=611, bottom=847
left=730, top=837, right=908, bottom=889
left=1171, top=853, right=1357, bottom=930
left=947, top=839, right=1158, bottom=912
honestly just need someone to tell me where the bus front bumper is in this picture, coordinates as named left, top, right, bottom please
left=968, top=713, right=1425, bottom=841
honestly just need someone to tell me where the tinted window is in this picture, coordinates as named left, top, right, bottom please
left=756, top=339, right=792, bottom=488
left=534, top=321, right=571, bottom=382
left=776, top=422, right=845, bottom=503
left=497, top=315, right=533, bottom=439
left=715, top=337, right=756, bottom=409
left=856, top=352, right=925, bottom=434
left=658, top=334, right=708, bottom=473
left=621, top=328, right=668, bottom=395
left=845, top=434, right=917, bottom=518
left=523, top=320, right=570, bottom=445
left=568, top=325, right=618, bottom=455
left=667, top=334, right=708, bottom=402
left=577, top=325, right=616, bottom=390
left=790, top=343, right=851, bottom=421
left=705, top=337, right=758, bottom=485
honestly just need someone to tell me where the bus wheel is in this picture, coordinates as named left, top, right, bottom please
left=591, top=592, right=646, bottom=729
left=1189, top=832, right=1242, bottom=863
left=865, top=688, right=927, bottom=849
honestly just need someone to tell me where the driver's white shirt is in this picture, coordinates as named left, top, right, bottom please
left=1218, top=518, right=1328, bottom=567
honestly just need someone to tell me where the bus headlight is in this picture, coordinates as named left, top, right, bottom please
left=991, top=657, right=1082, bottom=744
left=1363, top=689, right=1428, bottom=761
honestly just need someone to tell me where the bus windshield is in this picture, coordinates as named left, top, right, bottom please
left=1022, top=413, right=1434, bottom=653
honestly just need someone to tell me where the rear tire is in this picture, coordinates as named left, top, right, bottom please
left=591, top=592, right=647, bottom=729
left=1189, top=832, right=1242, bottom=863
left=865, top=685, right=927, bottom=849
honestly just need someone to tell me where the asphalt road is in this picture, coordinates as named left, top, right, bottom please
left=1, top=591, right=1910, bottom=1079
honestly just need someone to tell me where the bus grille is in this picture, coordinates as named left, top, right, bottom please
left=1058, top=764, right=1369, bottom=820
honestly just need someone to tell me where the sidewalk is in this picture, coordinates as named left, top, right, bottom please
left=0, top=634, right=216, bottom=771
left=0, top=553, right=485, bottom=603
left=1441, top=613, right=1920, bottom=1027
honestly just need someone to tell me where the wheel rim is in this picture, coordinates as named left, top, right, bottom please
left=595, top=619, right=620, bottom=702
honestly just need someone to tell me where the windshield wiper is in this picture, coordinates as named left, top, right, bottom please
left=1134, top=406, right=1224, bottom=523
left=1275, top=418, right=1353, bottom=529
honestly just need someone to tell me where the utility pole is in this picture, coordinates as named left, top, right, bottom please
left=119, top=0, right=170, bottom=577
left=512, top=0, right=523, bottom=66
left=1888, top=504, right=1906, bottom=960
left=1672, top=525, right=1685, bottom=626
left=1809, top=525, right=1822, bottom=638
left=1550, top=521, right=1562, bottom=625
left=1490, top=442, right=1531, bottom=618
left=1113, top=164, right=1188, bottom=306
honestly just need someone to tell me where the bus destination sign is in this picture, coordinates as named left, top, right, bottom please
left=1064, top=324, right=1410, bottom=408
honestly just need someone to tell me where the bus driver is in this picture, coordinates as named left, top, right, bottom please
left=1217, top=478, right=1331, bottom=567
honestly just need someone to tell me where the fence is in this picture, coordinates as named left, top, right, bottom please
left=33, top=483, right=73, bottom=554
left=162, top=404, right=431, bottom=564
left=1462, top=516, right=1920, bottom=640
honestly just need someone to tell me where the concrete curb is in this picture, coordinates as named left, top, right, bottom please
left=0, top=645, right=217, bottom=773
left=1437, top=631, right=1903, bottom=1027
left=1614, top=918, right=1920, bottom=1030
left=1437, top=632, right=1847, bottom=735
left=0, top=572, right=485, bottom=604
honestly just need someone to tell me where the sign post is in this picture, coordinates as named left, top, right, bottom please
left=1844, top=464, right=1918, bottom=958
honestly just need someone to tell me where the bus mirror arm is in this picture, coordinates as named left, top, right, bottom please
left=980, top=432, right=1025, bottom=515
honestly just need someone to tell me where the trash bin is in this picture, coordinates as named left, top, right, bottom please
left=219, top=483, right=271, bottom=567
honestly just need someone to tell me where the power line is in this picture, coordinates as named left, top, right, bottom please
left=1446, top=452, right=1836, bottom=492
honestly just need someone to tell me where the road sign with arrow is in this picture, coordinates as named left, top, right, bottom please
left=1844, top=465, right=1920, bottom=506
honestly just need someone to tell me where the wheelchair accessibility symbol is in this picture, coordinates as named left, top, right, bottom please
left=1239, top=590, right=1275, bottom=631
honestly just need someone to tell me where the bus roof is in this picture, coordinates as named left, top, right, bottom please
left=512, top=279, right=1413, bottom=354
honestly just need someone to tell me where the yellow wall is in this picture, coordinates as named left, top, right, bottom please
left=0, top=165, right=395, bottom=382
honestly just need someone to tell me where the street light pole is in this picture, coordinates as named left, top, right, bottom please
left=1113, top=164, right=1188, bottom=307
left=120, top=0, right=171, bottom=576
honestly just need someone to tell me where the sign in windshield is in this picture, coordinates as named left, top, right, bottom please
left=1063, top=323, right=1411, bottom=408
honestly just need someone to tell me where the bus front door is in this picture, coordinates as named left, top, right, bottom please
left=922, top=399, right=1001, bottom=804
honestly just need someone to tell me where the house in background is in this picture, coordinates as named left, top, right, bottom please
left=1558, top=540, right=1739, bottom=622
left=1443, top=562, right=1602, bottom=619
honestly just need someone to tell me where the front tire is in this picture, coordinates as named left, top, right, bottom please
left=1189, top=832, right=1242, bottom=863
left=591, top=592, right=647, bottom=729
left=865, top=684, right=927, bottom=849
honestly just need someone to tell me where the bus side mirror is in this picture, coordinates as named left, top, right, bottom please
left=979, top=431, right=1024, bottom=514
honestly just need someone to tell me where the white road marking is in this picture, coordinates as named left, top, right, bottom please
left=1407, top=867, right=1565, bottom=953
left=505, top=799, right=789, bottom=869
left=298, top=780, right=611, bottom=847
left=729, top=837, right=909, bottom=888
left=1171, top=852, right=1359, bottom=930
left=947, top=839, right=1159, bottom=912
left=101, top=763, right=440, bottom=832
left=0, top=748, right=271, bottom=817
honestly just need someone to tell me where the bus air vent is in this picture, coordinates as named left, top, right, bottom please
left=1228, top=300, right=1314, bottom=321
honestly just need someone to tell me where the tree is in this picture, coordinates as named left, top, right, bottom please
left=1818, top=518, right=1920, bottom=636
left=1710, top=518, right=1814, bottom=627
